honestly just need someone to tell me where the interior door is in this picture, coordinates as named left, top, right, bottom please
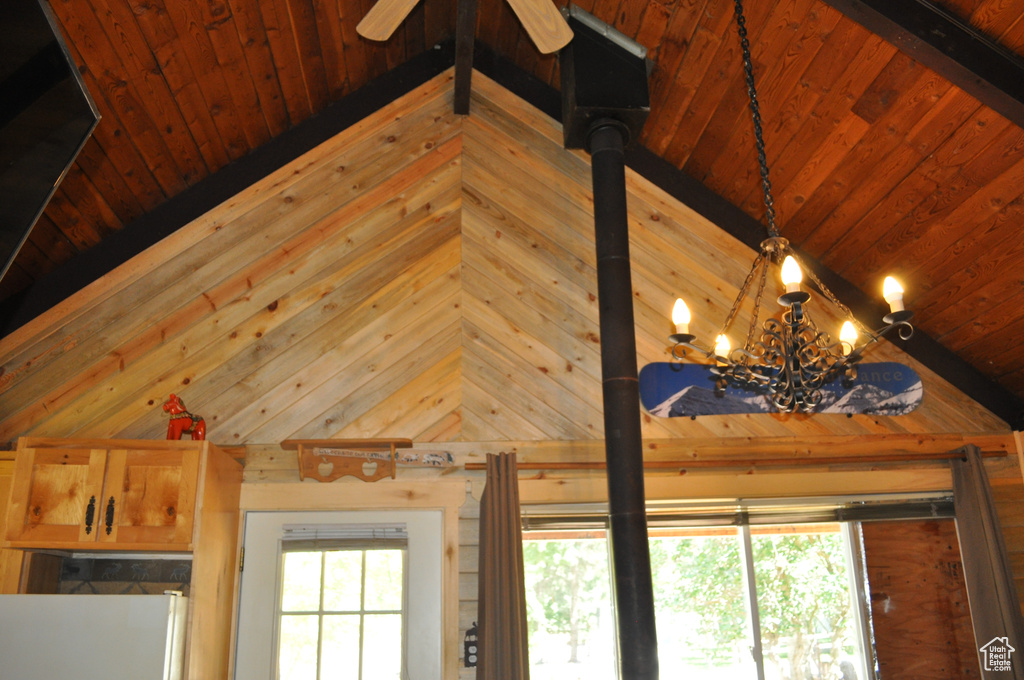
left=233, top=510, right=443, bottom=680
left=4, top=446, right=107, bottom=548
left=98, top=447, right=200, bottom=549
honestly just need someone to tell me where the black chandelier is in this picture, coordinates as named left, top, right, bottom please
left=669, top=0, right=914, bottom=414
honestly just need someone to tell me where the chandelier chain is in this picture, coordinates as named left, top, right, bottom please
left=668, top=0, right=916, bottom=414
left=800, top=264, right=867, bottom=332
left=747, top=254, right=770, bottom=349
left=734, top=0, right=777, bottom=237
left=719, top=251, right=766, bottom=339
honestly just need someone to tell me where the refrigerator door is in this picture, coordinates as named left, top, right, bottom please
left=0, top=593, right=188, bottom=680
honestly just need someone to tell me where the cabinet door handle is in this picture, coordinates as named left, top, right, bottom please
left=84, top=496, right=96, bottom=535
left=104, top=497, right=115, bottom=535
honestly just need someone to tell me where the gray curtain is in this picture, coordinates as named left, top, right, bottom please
left=477, top=452, right=530, bottom=680
left=952, top=444, right=1024, bottom=678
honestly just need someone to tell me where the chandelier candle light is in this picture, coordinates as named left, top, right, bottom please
left=668, top=0, right=914, bottom=414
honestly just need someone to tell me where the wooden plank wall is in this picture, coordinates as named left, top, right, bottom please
left=0, top=69, right=1008, bottom=445
left=0, top=73, right=463, bottom=444
left=862, top=519, right=979, bottom=678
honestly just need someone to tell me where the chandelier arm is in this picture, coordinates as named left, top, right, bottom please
left=844, top=319, right=916, bottom=362
left=671, top=337, right=725, bottom=366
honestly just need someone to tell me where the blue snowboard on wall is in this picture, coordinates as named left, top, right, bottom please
left=639, top=361, right=922, bottom=417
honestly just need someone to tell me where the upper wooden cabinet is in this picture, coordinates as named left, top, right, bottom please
left=2, top=437, right=243, bottom=679
left=4, top=438, right=232, bottom=552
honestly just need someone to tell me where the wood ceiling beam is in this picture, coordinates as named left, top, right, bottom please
left=822, top=0, right=1024, bottom=128
left=453, top=0, right=478, bottom=114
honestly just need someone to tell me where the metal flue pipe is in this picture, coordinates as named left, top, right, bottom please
left=587, top=119, right=659, bottom=680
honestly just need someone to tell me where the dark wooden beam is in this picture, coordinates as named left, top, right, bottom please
left=453, top=0, right=478, bottom=115
left=822, top=0, right=1024, bottom=128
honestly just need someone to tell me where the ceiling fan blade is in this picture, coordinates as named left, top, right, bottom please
left=505, top=0, right=573, bottom=54
left=356, top=0, right=423, bottom=41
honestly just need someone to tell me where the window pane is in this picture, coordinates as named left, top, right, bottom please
left=364, top=550, right=404, bottom=611
left=279, top=614, right=320, bottom=680
left=752, top=529, right=861, bottom=680
left=282, top=552, right=323, bottom=612
left=323, top=551, right=364, bottom=611
left=524, top=537, right=616, bottom=680
left=321, top=614, right=361, bottom=680
left=362, top=613, right=403, bottom=679
left=525, top=524, right=870, bottom=680
left=649, top=532, right=757, bottom=678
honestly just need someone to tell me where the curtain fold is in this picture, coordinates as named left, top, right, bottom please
left=952, top=444, right=1024, bottom=678
left=477, top=452, right=530, bottom=680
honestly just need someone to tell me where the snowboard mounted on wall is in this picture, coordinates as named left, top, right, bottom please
left=639, top=361, right=922, bottom=417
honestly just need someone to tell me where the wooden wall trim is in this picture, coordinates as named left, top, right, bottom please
left=237, top=434, right=1017, bottom=484
left=445, top=433, right=1017, bottom=463
left=518, top=469, right=953, bottom=505
left=239, top=480, right=466, bottom=510
left=1016, top=431, right=1024, bottom=484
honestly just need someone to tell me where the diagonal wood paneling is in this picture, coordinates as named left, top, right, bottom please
left=460, top=72, right=1008, bottom=440
left=7, top=0, right=1024, bottom=421
left=0, top=69, right=1009, bottom=448
left=0, top=72, right=464, bottom=444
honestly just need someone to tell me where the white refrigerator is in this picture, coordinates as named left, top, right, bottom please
left=0, top=593, right=188, bottom=680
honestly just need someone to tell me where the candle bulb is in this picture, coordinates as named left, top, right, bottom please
left=672, top=298, right=691, bottom=335
left=714, top=334, right=730, bottom=365
left=839, top=321, right=857, bottom=356
left=883, top=276, right=905, bottom=313
left=781, top=256, right=803, bottom=294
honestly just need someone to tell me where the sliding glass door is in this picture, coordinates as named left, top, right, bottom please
left=524, top=522, right=872, bottom=680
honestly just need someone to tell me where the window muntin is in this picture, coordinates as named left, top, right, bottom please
left=277, top=545, right=407, bottom=680
left=233, top=510, right=443, bottom=680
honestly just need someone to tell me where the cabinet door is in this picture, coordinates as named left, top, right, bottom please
left=5, top=447, right=108, bottom=547
left=97, top=448, right=200, bottom=549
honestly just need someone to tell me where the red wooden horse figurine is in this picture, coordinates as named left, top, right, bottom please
left=163, top=394, right=206, bottom=441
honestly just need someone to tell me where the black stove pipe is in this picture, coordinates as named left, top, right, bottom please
left=587, top=119, right=659, bottom=680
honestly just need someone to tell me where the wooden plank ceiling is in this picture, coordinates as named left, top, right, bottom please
left=3, top=0, right=1024, bottom=425
left=0, top=72, right=1006, bottom=445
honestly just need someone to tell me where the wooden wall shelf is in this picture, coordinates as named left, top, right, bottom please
left=281, top=439, right=413, bottom=482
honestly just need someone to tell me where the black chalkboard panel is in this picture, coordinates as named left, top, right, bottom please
left=0, top=0, right=100, bottom=282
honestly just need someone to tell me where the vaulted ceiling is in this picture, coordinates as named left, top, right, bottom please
left=0, top=71, right=1005, bottom=444
left=4, top=0, right=1024, bottom=427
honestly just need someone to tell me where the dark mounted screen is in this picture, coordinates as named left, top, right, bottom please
left=0, top=0, right=99, bottom=283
